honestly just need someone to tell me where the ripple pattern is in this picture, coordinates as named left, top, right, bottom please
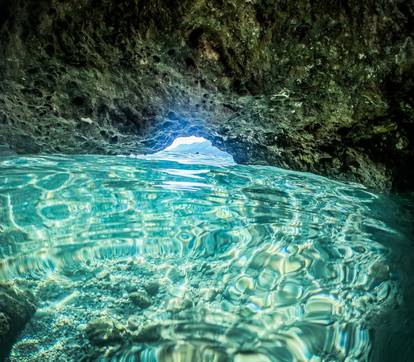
left=0, top=154, right=401, bottom=361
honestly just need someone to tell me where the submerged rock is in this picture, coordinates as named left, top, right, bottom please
left=143, top=281, right=160, bottom=296
left=129, top=290, right=152, bottom=308
left=0, top=282, right=36, bottom=358
left=167, top=297, right=194, bottom=313
left=130, top=323, right=161, bottom=343
left=0, top=312, right=10, bottom=342
left=85, top=318, right=123, bottom=347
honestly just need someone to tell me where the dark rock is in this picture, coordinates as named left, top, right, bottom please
left=85, top=318, right=123, bottom=347
left=0, top=282, right=36, bottom=359
left=143, top=281, right=160, bottom=296
left=0, top=312, right=10, bottom=341
left=129, top=291, right=152, bottom=308
left=131, top=323, right=161, bottom=343
left=0, top=0, right=412, bottom=191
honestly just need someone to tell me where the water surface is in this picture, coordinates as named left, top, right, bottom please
left=0, top=153, right=412, bottom=361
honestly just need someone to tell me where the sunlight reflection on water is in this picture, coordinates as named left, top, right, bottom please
left=0, top=150, right=406, bottom=361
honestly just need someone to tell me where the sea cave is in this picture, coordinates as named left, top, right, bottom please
left=0, top=1, right=413, bottom=361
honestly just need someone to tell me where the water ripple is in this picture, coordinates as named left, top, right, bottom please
left=0, top=154, right=404, bottom=361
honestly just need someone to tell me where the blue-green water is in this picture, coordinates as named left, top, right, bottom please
left=0, top=154, right=413, bottom=361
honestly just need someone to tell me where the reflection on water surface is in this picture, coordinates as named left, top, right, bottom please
left=0, top=151, right=412, bottom=361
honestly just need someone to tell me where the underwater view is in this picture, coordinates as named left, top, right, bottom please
left=1, top=139, right=413, bottom=361
left=1, top=0, right=413, bottom=360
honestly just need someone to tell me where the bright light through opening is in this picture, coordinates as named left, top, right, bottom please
left=130, top=135, right=235, bottom=166
left=164, top=136, right=207, bottom=151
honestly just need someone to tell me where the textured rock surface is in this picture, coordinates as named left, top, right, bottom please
left=0, top=0, right=413, bottom=191
left=0, top=282, right=36, bottom=359
left=85, top=318, right=123, bottom=347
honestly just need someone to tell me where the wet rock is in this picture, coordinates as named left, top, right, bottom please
left=143, top=281, right=160, bottom=296
left=85, top=318, right=123, bottom=347
left=0, top=312, right=10, bottom=341
left=370, top=261, right=390, bottom=282
left=131, top=323, right=161, bottom=343
left=0, top=282, right=36, bottom=358
left=129, top=290, right=152, bottom=308
left=201, top=288, right=219, bottom=302
left=0, top=1, right=413, bottom=191
left=96, top=270, right=110, bottom=280
left=126, top=315, right=141, bottom=331
left=167, top=297, right=193, bottom=312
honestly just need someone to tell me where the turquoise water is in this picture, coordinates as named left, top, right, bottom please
left=0, top=153, right=413, bottom=361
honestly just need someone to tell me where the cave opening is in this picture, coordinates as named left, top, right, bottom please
left=163, top=136, right=208, bottom=151
left=142, top=135, right=236, bottom=165
left=0, top=1, right=414, bottom=361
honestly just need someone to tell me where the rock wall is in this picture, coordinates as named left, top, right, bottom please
left=0, top=0, right=413, bottom=191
